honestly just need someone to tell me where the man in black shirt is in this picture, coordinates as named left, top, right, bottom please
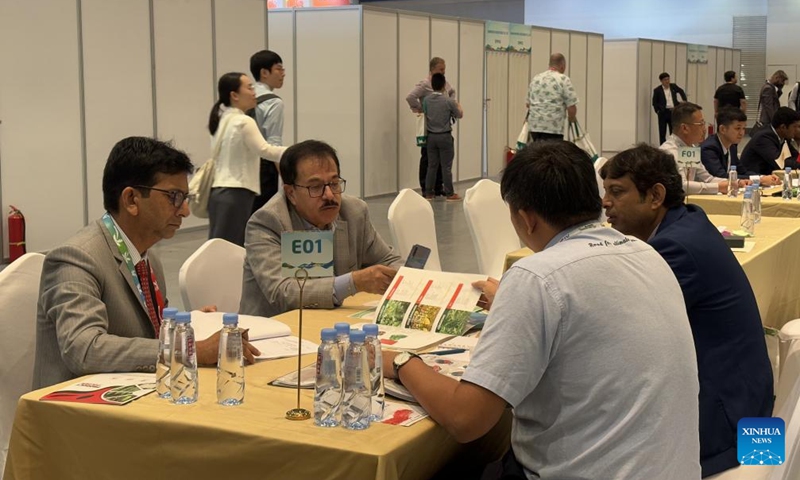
left=713, top=71, right=746, bottom=115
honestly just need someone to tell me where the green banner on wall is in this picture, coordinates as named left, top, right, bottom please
left=485, top=21, right=510, bottom=51
left=509, top=24, right=531, bottom=53
left=688, top=44, right=708, bottom=64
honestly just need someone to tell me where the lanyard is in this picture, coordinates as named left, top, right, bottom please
left=101, top=213, right=164, bottom=318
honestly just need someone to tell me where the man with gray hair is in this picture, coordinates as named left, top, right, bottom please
left=526, top=53, right=578, bottom=142
left=406, top=57, right=456, bottom=197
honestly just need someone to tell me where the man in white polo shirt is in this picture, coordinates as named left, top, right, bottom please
left=383, top=141, right=701, bottom=479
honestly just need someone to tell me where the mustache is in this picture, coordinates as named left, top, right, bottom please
left=321, top=200, right=339, bottom=208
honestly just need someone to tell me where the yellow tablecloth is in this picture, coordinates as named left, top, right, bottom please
left=3, top=294, right=509, bottom=480
left=688, top=189, right=800, bottom=218
left=504, top=216, right=800, bottom=329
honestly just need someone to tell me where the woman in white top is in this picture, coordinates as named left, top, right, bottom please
left=207, top=72, right=287, bottom=246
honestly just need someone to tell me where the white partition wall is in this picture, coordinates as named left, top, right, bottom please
left=586, top=35, right=604, bottom=152
left=486, top=51, right=510, bottom=176
left=602, top=38, right=739, bottom=155
left=431, top=18, right=460, bottom=177
left=0, top=0, right=268, bottom=256
left=507, top=54, right=530, bottom=149
left=363, top=8, right=398, bottom=197
left=397, top=13, right=430, bottom=191
left=82, top=0, right=154, bottom=222
left=458, top=20, right=485, bottom=181
left=267, top=10, right=295, bottom=145
left=0, top=0, right=84, bottom=256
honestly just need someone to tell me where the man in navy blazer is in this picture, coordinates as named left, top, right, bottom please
left=653, top=72, right=688, bottom=144
left=701, top=107, right=780, bottom=185
left=601, top=144, right=774, bottom=478
left=740, top=107, right=800, bottom=175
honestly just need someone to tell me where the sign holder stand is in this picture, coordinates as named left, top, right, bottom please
left=285, top=268, right=311, bottom=421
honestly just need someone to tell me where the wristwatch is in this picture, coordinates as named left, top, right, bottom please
left=392, top=351, right=421, bottom=385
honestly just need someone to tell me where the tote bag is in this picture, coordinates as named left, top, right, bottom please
left=567, top=121, right=599, bottom=163
left=188, top=114, right=234, bottom=218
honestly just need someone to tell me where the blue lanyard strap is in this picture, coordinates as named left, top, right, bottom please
left=101, top=213, right=147, bottom=306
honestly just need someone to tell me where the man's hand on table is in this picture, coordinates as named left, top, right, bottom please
left=353, top=265, right=397, bottom=295
left=196, top=329, right=261, bottom=366
left=472, top=277, right=500, bottom=311
left=761, top=174, right=781, bottom=187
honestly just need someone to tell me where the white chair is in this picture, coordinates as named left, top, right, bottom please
left=709, top=321, right=800, bottom=480
left=594, top=157, right=609, bottom=223
left=179, top=239, right=246, bottom=312
left=387, top=189, right=442, bottom=271
left=0, top=252, right=45, bottom=475
left=463, top=179, right=520, bottom=278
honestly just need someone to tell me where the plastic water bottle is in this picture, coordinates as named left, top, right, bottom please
left=752, top=178, right=762, bottom=224
left=783, top=167, right=793, bottom=200
left=156, top=307, right=178, bottom=399
left=314, top=328, right=343, bottom=427
left=362, top=324, right=385, bottom=422
left=741, top=187, right=756, bottom=236
left=217, top=313, right=245, bottom=406
left=334, top=322, right=350, bottom=362
left=170, top=311, right=198, bottom=405
left=727, top=165, right=738, bottom=197
left=342, top=329, right=371, bottom=430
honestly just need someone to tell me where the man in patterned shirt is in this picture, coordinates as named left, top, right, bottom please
left=527, top=53, right=578, bottom=142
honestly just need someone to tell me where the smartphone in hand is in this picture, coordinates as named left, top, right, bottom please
left=404, top=244, right=431, bottom=269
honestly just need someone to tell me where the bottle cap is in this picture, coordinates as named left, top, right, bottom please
left=362, top=324, right=379, bottom=336
left=321, top=328, right=337, bottom=341
left=753, top=178, right=761, bottom=186
left=349, top=329, right=366, bottom=343
left=786, top=167, right=792, bottom=173
left=730, top=165, right=737, bottom=171
left=334, top=322, right=351, bottom=335
left=222, top=313, right=238, bottom=325
left=175, top=311, right=191, bottom=324
left=162, top=307, right=179, bottom=319
left=743, top=189, right=753, bottom=199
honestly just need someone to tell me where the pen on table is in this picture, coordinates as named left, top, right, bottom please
left=429, top=348, right=467, bottom=356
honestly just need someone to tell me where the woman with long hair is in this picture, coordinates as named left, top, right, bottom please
left=207, top=72, right=287, bottom=246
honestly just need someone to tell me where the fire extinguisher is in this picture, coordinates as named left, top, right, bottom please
left=8, top=205, right=26, bottom=262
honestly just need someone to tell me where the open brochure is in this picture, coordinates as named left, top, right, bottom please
left=385, top=355, right=469, bottom=403
left=372, top=267, right=486, bottom=350
left=191, top=311, right=291, bottom=342
left=40, top=373, right=156, bottom=405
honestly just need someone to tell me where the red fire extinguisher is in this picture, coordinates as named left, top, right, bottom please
left=8, top=205, right=26, bottom=262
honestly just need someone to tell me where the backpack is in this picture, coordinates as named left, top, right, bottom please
left=245, top=93, right=280, bottom=120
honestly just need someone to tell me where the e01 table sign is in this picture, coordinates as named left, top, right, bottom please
left=281, top=231, right=334, bottom=278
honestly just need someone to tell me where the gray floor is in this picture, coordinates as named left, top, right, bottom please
left=154, top=179, right=487, bottom=310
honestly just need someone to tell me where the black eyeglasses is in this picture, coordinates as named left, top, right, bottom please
left=133, top=185, right=195, bottom=208
left=292, top=179, right=347, bottom=198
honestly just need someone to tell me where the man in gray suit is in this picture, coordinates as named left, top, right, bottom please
left=240, top=140, right=403, bottom=317
left=33, top=137, right=258, bottom=389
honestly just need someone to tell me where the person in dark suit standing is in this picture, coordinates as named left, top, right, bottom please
left=740, top=107, right=800, bottom=174
left=756, top=70, right=788, bottom=129
left=652, top=72, right=688, bottom=145
left=700, top=107, right=780, bottom=185
left=601, top=144, right=774, bottom=478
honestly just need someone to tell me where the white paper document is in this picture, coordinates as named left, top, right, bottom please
left=190, top=311, right=291, bottom=342
left=252, top=336, right=318, bottom=360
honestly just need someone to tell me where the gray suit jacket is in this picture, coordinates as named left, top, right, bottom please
left=32, top=220, right=164, bottom=389
left=240, top=192, right=402, bottom=317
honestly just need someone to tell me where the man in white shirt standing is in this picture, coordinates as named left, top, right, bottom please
left=249, top=50, right=286, bottom=213
left=660, top=102, right=747, bottom=195
left=652, top=72, right=688, bottom=145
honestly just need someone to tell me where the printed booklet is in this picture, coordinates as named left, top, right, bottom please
left=40, top=373, right=156, bottom=405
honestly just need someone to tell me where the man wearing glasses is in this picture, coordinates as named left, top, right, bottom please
left=659, top=102, right=746, bottom=195
left=240, top=140, right=403, bottom=317
left=33, top=137, right=259, bottom=389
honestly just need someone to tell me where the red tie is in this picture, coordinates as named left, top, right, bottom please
left=135, top=260, right=161, bottom=338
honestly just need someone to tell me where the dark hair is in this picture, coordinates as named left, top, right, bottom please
left=208, top=72, right=246, bottom=135
left=500, top=141, right=601, bottom=230
left=724, top=70, right=736, bottom=82
left=772, top=107, right=800, bottom=129
left=250, top=50, right=283, bottom=80
left=102, top=137, right=194, bottom=213
left=280, top=140, right=341, bottom=186
left=716, top=106, right=747, bottom=126
left=671, top=102, right=702, bottom=130
left=599, top=144, right=685, bottom=209
left=659, top=72, right=670, bottom=81
left=431, top=73, right=446, bottom=92
left=429, top=57, right=444, bottom=72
